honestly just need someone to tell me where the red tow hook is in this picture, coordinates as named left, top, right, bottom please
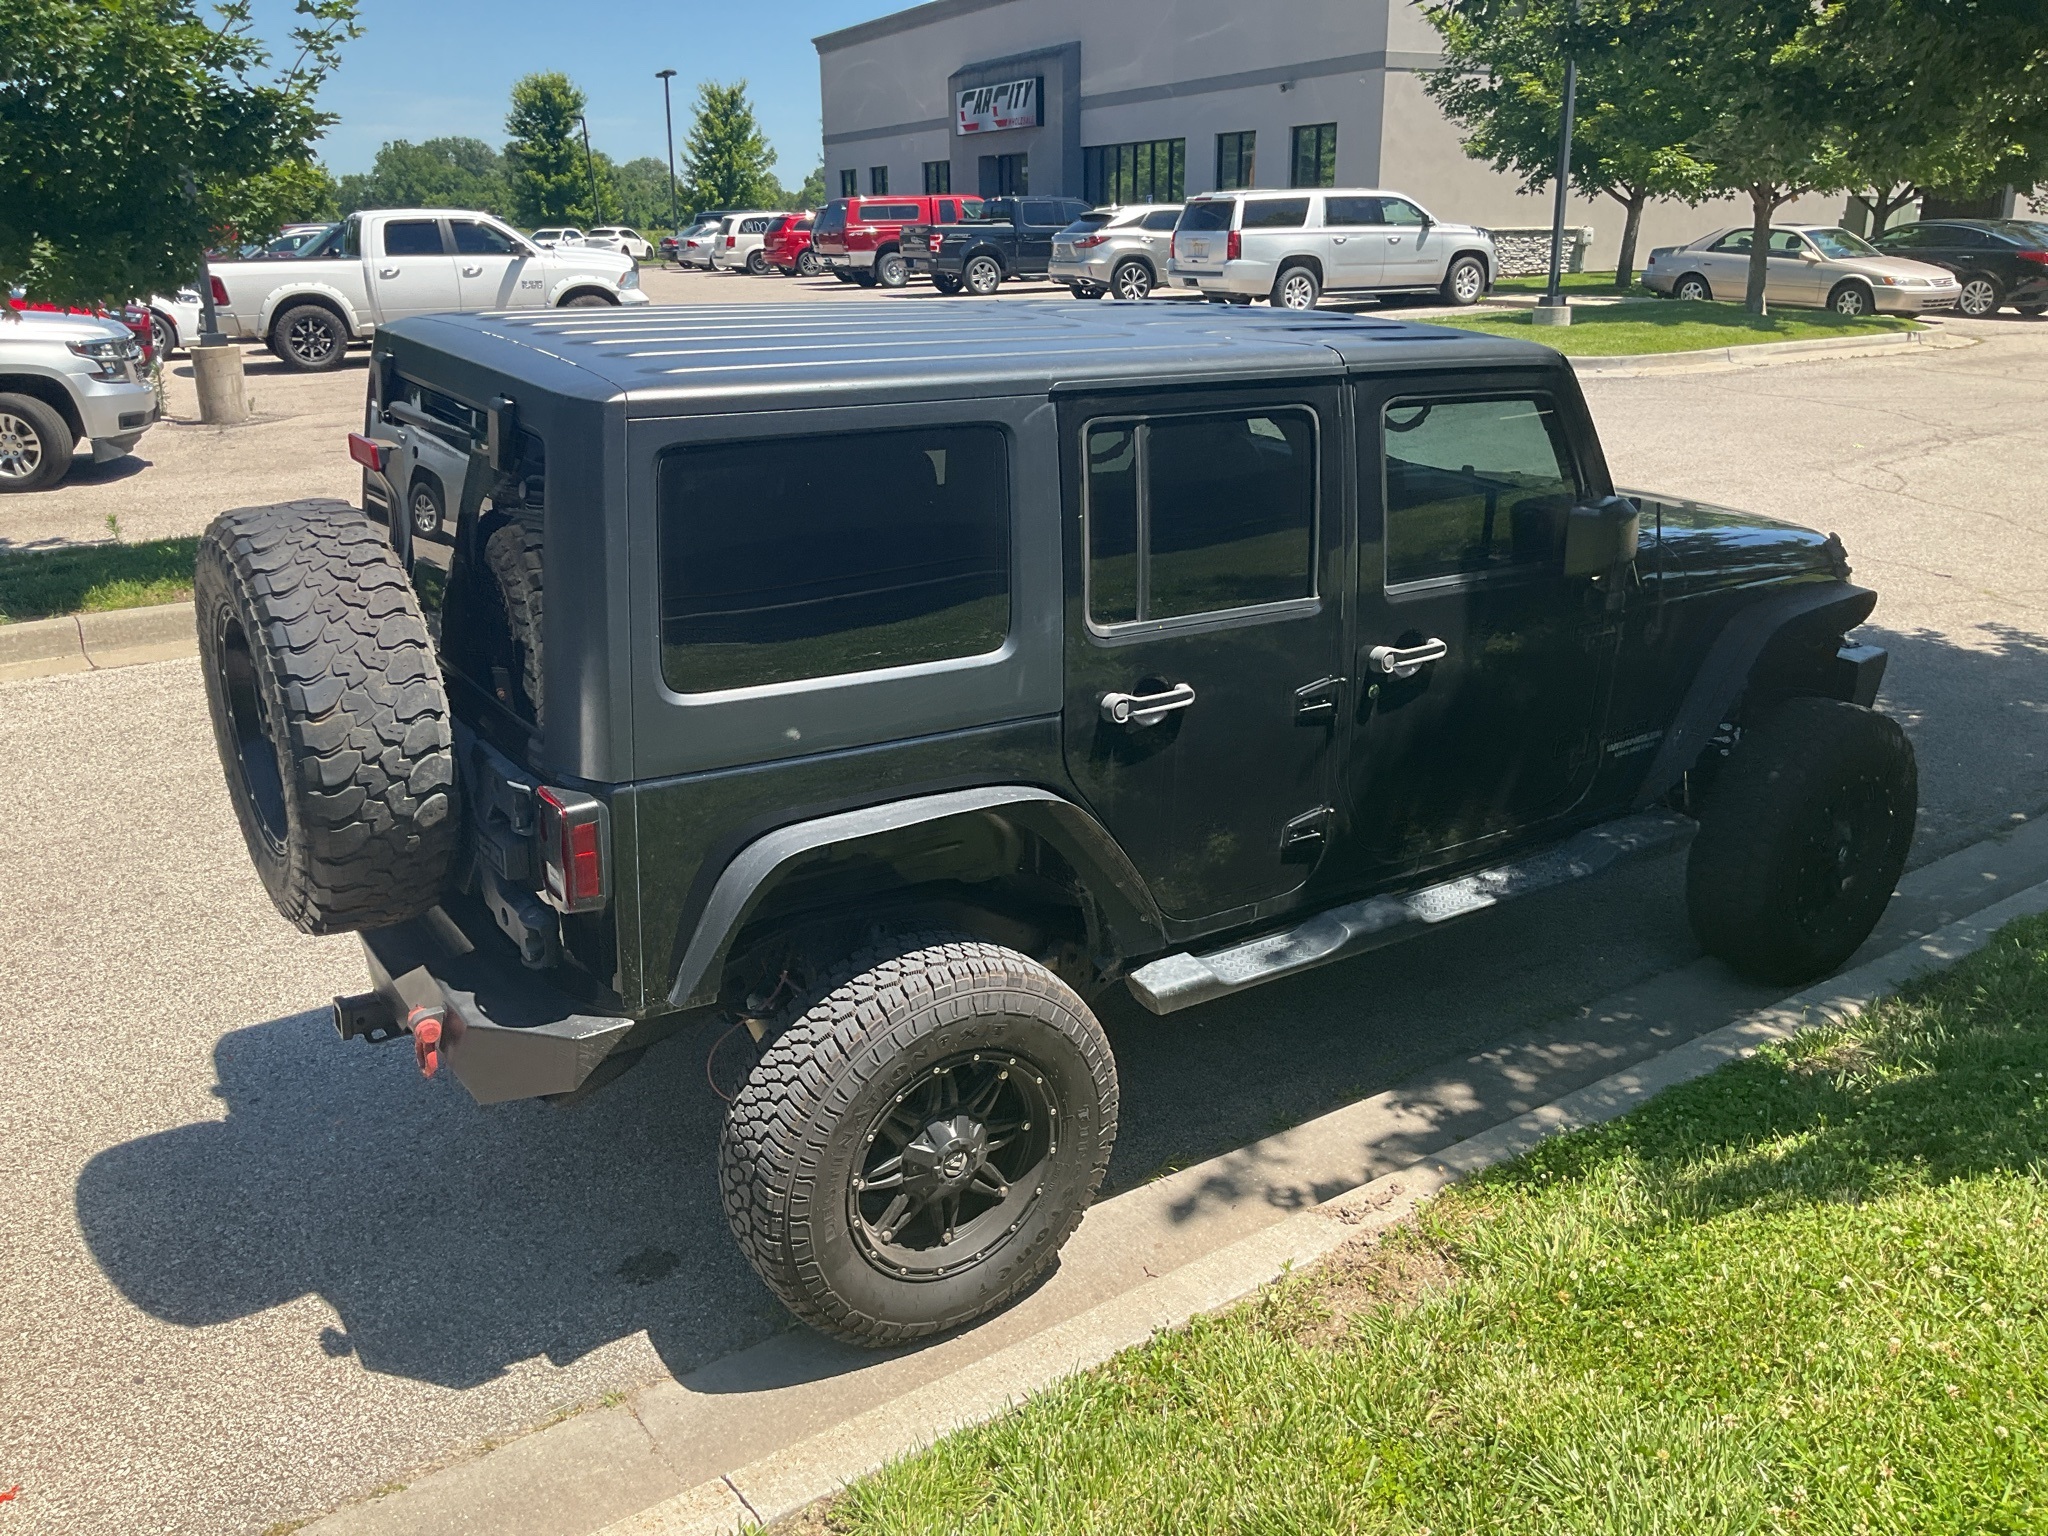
left=409, top=1007, right=447, bottom=1078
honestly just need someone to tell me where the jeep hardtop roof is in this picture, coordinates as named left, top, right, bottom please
left=382, top=303, right=1555, bottom=412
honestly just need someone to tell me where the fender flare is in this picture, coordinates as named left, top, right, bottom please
left=666, top=786, right=1166, bottom=1009
left=1632, top=579, right=1878, bottom=809
left=545, top=269, right=627, bottom=306
left=257, top=282, right=366, bottom=342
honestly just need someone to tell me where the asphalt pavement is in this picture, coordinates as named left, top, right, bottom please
left=2, top=310, right=2046, bottom=1535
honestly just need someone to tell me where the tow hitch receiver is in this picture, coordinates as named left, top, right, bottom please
left=333, top=973, right=455, bottom=1077
left=333, top=991, right=401, bottom=1043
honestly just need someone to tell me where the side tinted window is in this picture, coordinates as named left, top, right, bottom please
left=1021, top=199, right=1062, bottom=226
left=1323, top=196, right=1381, bottom=226
left=382, top=219, right=446, bottom=256
left=1379, top=198, right=1427, bottom=226
left=451, top=220, right=516, bottom=255
left=1142, top=208, right=1180, bottom=231
left=1086, top=409, right=1316, bottom=627
left=659, top=427, right=1010, bottom=692
left=1711, top=229, right=1754, bottom=253
left=1382, top=396, right=1579, bottom=586
left=1241, top=198, right=1310, bottom=230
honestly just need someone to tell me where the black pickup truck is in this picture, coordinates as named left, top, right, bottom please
left=903, top=196, right=1092, bottom=294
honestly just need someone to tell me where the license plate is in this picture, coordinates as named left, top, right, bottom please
left=1188, top=240, right=1210, bottom=259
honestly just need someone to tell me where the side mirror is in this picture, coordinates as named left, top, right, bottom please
left=1563, top=494, right=1640, bottom=579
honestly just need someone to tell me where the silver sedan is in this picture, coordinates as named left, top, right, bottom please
left=1644, top=225, right=1960, bottom=315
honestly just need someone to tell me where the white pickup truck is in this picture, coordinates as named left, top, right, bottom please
left=208, top=208, right=650, bottom=372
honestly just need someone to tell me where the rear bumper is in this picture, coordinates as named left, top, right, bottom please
left=820, top=249, right=876, bottom=270
left=1166, top=259, right=1276, bottom=296
left=350, top=906, right=637, bottom=1105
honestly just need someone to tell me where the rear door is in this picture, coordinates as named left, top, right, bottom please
left=1172, top=199, right=1234, bottom=277
left=1017, top=201, right=1066, bottom=269
left=1060, top=383, right=1347, bottom=923
left=1319, top=194, right=1386, bottom=290
left=372, top=217, right=462, bottom=323
left=1339, top=372, right=1616, bottom=879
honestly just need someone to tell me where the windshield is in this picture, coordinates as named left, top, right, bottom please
left=1063, top=213, right=1113, bottom=235
left=1807, top=227, right=1879, bottom=259
left=1178, top=200, right=1234, bottom=233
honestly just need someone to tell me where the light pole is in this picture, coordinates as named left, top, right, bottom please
left=656, top=69, right=681, bottom=237
left=1534, top=0, right=1581, bottom=328
left=577, top=113, right=603, bottom=226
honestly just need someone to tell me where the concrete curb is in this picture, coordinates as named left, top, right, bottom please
left=594, top=876, right=2048, bottom=1535
left=1568, top=327, right=1970, bottom=375
left=0, top=599, right=196, bottom=682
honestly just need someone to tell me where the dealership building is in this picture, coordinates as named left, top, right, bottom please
left=814, top=0, right=1856, bottom=268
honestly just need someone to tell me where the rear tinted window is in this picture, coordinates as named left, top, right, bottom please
left=1241, top=198, right=1310, bottom=230
left=1178, top=200, right=1233, bottom=233
left=813, top=202, right=848, bottom=234
left=659, top=427, right=1010, bottom=692
left=382, top=219, right=446, bottom=256
left=1085, top=410, right=1317, bottom=627
left=1142, top=208, right=1181, bottom=231
left=1068, top=213, right=1114, bottom=232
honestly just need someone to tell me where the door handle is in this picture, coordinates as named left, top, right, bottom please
left=1294, top=675, right=1344, bottom=724
left=462, top=265, right=483, bottom=277
left=1387, top=236, right=1402, bottom=245
left=1333, top=235, right=1348, bottom=244
left=1368, top=637, right=1448, bottom=679
left=380, top=267, right=400, bottom=278
left=1100, top=682, right=1196, bottom=728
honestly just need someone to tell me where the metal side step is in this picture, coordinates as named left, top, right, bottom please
left=1125, top=810, right=1693, bottom=1015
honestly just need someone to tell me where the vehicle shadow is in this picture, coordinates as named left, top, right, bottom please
left=58, top=455, right=152, bottom=488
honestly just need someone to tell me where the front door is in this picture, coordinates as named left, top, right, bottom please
left=1340, top=374, right=1616, bottom=878
left=372, top=217, right=461, bottom=323
left=1376, top=196, right=1440, bottom=288
left=451, top=218, right=545, bottom=309
left=1061, top=386, right=1346, bottom=924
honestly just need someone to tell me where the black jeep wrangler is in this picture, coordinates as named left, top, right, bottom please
left=196, top=302, right=1915, bottom=1345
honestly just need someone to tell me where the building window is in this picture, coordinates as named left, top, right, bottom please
left=839, top=168, right=857, bottom=198
left=1082, top=139, right=1186, bottom=205
left=978, top=153, right=1027, bottom=197
left=1215, top=131, right=1256, bottom=191
left=868, top=165, right=889, bottom=195
left=1289, top=123, right=1337, bottom=188
left=923, top=160, right=951, bottom=194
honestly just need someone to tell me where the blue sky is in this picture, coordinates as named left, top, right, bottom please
left=258, top=0, right=895, bottom=180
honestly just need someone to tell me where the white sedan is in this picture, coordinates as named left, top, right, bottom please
left=1645, top=225, right=1961, bottom=316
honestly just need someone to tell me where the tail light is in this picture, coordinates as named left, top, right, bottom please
left=2018, top=249, right=2048, bottom=266
left=1170, top=232, right=1179, bottom=259
left=726, top=235, right=737, bottom=247
left=1227, top=229, right=1242, bottom=262
left=536, top=787, right=609, bottom=913
left=1074, top=233, right=1108, bottom=249
left=347, top=432, right=388, bottom=472
left=210, top=275, right=230, bottom=305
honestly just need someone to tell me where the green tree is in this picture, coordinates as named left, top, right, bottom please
left=610, top=156, right=675, bottom=230
left=336, top=136, right=509, bottom=216
left=793, top=165, right=827, bottom=210
left=505, top=72, right=591, bottom=226
left=1426, top=0, right=1712, bottom=289
left=681, top=80, right=779, bottom=212
left=0, top=0, right=361, bottom=304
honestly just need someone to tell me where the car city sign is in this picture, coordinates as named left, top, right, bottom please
left=957, top=77, right=1040, bottom=135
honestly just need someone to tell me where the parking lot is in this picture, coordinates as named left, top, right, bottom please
left=4, top=288, right=2048, bottom=1535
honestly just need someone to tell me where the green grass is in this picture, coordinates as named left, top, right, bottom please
left=0, top=537, right=199, bottom=623
left=1434, top=299, right=1921, bottom=357
left=831, top=913, right=2048, bottom=1535
left=1491, top=268, right=1650, bottom=295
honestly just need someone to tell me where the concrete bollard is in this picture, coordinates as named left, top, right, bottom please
left=190, top=342, right=249, bottom=424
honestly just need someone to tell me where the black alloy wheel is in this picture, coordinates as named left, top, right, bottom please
left=272, top=303, right=346, bottom=371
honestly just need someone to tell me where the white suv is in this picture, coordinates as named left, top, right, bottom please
left=0, top=311, right=157, bottom=492
left=587, top=227, right=652, bottom=260
left=1168, top=189, right=1495, bottom=309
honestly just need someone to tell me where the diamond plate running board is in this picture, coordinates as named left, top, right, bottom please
left=1125, top=811, right=1693, bottom=1015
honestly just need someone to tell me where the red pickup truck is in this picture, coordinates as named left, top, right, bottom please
left=810, top=194, right=984, bottom=288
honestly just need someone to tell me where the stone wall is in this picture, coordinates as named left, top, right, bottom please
left=1486, top=225, right=1595, bottom=277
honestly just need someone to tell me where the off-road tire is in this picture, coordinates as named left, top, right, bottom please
left=195, top=499, right=458, bottom=934
left=0, top=392, right=76, bottom=492
left=563, top=292, right=615, bottom=308
left=484, top=518, right=545, bottom=728
left=719, top=936, right=1118, bottom=1346
left=1687, top=697, right=1917, bottom=985
left=270, top=302, right=348, bottom=372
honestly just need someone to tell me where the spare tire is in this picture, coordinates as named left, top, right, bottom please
left=484, top=518, right=544, bottom=728
left=196, top=499, right=459, bottom=935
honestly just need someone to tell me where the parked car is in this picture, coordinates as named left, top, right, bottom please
left=1869, top=219, right=2048, bottom=317
left=1167, top=189, right=1495, bottom=310
left=10, top=291, right=156, bottom=364
left=194, top=302, right=1916, bottom=1348
left=815, top=194, right=983, bottom=287
left=1049, top=203, right=1183, bottom=300
left=658, top=230, right=684, bottom=261
left=528, top=227, right=586, bottom=250
left=1643, top=225, right=1961, bottom=316
left=144, top=288, right=205, bottom=356
left=0, top=309, right=157, bottom=491
left=710, top=212, right=789, bottom=275
left=677, top=218, right=727, bottom=269
left=911, top=196, right=1092, bottom=294
left=265, top=224, right=334, bottom=258
left=587, top=227, right=653, bottom=261
left=763, top=214, right=820, bottom=276
left=206, top=208, right=648, bottom=372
